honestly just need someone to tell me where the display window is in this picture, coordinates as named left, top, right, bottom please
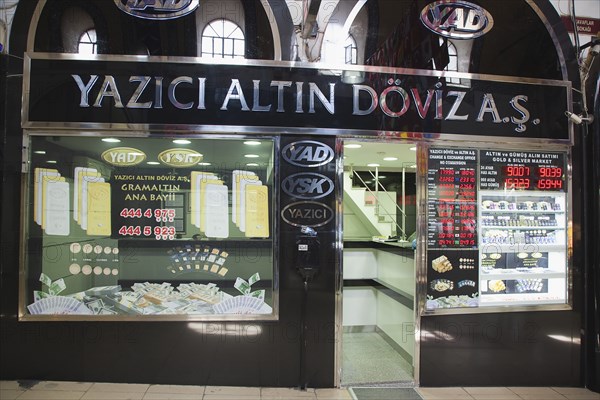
left=20, top=134, right=277, bottom=319
left=424, top=146, right=570, bottom=312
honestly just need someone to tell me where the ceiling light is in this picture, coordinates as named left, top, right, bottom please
left=383, top=157, right=398, bottom=161
left=102, top=138, right=121, bottom=143
left=173, top=139, right=191, bottom=144
left=410, top=146, right=417, bottom=151
left=245, top=154, right=260, bottom=158
left=344, top=144, right=362, bottom=149
left=367, top=163, right=380, bottom=167
left=46, top=160, right=57, bottom=164
left=244, top=141, right=261, bottom=146
left=34, top=151, right=46, bottom=155
left=198, top=162, right=212, bottom=166
left=147, top=161, right=160, bottom=165
left=378, top=175, right=387, bottom=179
left=246, top=163, right=259, bottom=167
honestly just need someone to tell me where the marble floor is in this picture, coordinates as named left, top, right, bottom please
left=1, top=381, right=599, bottom=400
left=342, top=331, right=413, bottom=386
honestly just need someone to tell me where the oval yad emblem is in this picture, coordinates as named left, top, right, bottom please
left=101, top=147, right=146, bottom=166
left=114, top=0, right=199, bottom=20
left=420, top=1, right=493, bottom=40
left=282, top=140, right=334, bottom=168
left=158, top=148, right=203, bottom=167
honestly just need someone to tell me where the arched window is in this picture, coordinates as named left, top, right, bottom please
left=344, top=35, right=358, bottom=65
left=78, top=29, right=97, bottom=55
left=201, top=19, right=245, bottom=59
left=445, top=40, right=460, bottom=84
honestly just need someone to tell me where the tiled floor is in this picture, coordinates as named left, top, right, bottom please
left=342, top=332, right=413, bottom=385
left=1, top=381, right=599, bottom=400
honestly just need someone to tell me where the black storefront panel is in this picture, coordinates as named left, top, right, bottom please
left=25, top=56, right=570, bottom=141
left=1, top=0, right=590, bottom=389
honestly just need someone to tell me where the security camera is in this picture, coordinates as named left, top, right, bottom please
left=565, top=111, right=583, bottom=124
left=565, top=111, right=594, bottom=125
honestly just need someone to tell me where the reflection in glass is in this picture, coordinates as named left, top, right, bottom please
left=201, top=19, right=245, bottom=59
left=78, top=29, right=97, bottom=55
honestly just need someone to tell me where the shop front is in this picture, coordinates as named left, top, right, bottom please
left=1, top=0, right=592, bottom=389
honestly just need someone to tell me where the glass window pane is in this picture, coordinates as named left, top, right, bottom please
left=230, top=27, right=244, bottom=40
left=234, top=40, right=244, bottom=57
left=202, top=37, right=213, bottom=55
left=222, top=20, right=237, bottom=38
left=202, top=19, right=245, bottom=59
left=78, top=29, right=97, bottom=55
left=224, top=40, right=234, bottom=56
left=22, top=136, right=276, bottom=319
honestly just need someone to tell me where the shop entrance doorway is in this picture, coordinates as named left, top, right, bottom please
left=340, top=140, right=418, bottom=386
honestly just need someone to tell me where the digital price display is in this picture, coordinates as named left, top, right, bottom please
left=427, top=148, right=478, bottom=249
left=480, top=151, right=566, bottom=191
left=501, top=165, right=563, bottom=190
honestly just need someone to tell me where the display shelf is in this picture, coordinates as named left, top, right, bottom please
left=480, top=209, right=565, bottom=214
left=481, top=226, right=564, bottom=230
left=479, top=244, right=565, bottom=252
left=481, top=190, right=566, bottom=198
left=480, top=269, right=565, bottom=280
left=479, top=297, right=567, bottom=307
left=478, top=187, right=567, bottom=307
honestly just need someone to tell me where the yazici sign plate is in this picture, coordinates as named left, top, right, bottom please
left=24, top=54, right=570, bottom=140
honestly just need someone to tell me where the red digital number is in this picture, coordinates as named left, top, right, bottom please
left=537, top=179, right=563, bottom=190
left=538, top=167, right=562, bottom=178
left=504, top=178, right=530, bottom=189
left=503, top=166, right=530, bottom=177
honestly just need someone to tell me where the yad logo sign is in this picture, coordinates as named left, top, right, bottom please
left=420, top=0, right=494, bottom=39
left=101, top=147, right=146, bottom=166
left=282, top=141, right=334, bottom=168
left=282, top=172, right=334, bottom=200
left=114, top=0, right=199, bottom=20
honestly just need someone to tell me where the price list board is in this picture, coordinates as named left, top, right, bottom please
left=427, top=148, right=478, bottom=249
left=479, top=151, right=566, bottom=191
left=425, top=148, right=480, bottom=310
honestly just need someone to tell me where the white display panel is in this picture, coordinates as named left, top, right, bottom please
left=478, top=191, right=567, bottom=306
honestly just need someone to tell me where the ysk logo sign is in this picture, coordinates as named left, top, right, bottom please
left=114, top=0, right=199, bottom=20
left=282, top=141, right=334, bottom=167
left=158, top=148, right=203, bottom=167
left=420, top=0, right=493, bottom=39
left=282, top=173, right=334, bottom=200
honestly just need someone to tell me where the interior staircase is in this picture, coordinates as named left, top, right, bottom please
left=343, top=172, right=398, bottom=239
